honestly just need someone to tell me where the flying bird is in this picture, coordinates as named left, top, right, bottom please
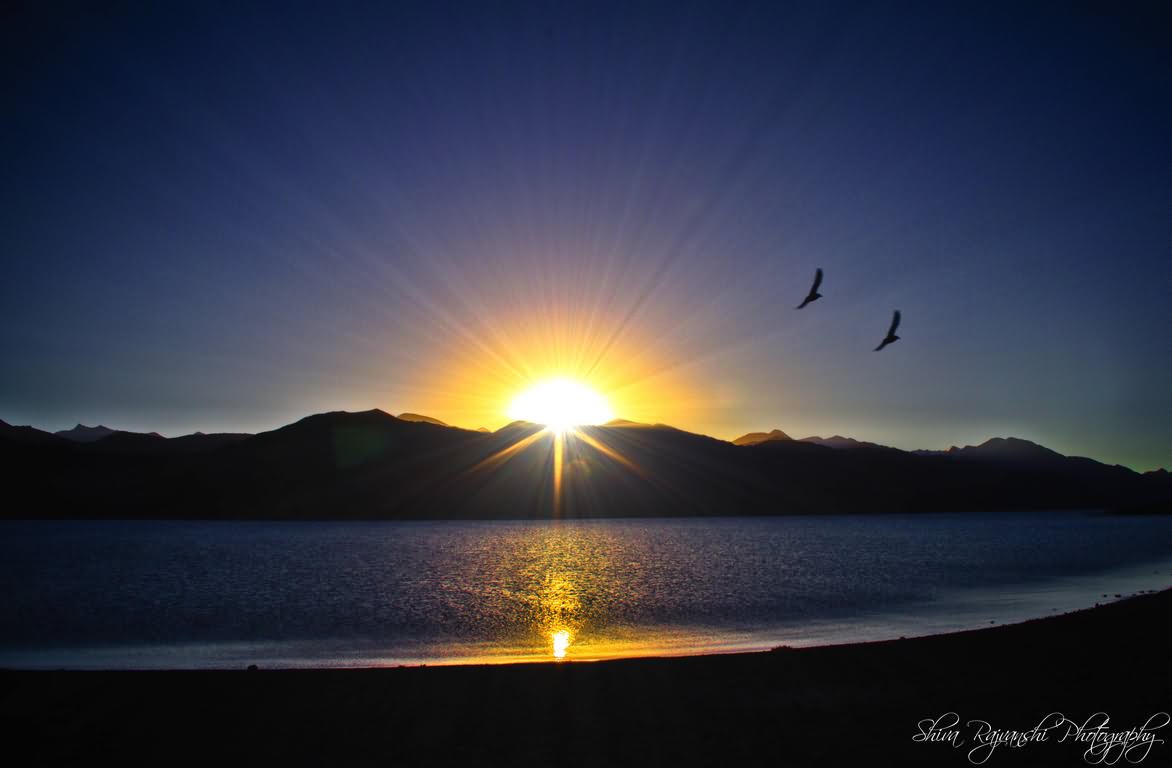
left=874, top=310, right=901, bottom=351
left=796, top=268, right=823, bottom=309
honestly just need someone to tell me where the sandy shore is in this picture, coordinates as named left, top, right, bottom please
left=3, top=590, right=1168, bottom=767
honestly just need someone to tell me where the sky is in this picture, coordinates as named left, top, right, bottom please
left=2, top=1, right=1170, bottom=471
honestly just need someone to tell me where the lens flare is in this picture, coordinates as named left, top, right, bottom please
left=508, top=378, right=613, bottom=432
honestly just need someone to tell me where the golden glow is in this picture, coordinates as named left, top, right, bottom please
left=507, top=378, right=614, bottom=432
left=393, top=290, right=716, bottom=437
left=551, top=629, right=571, bottom=659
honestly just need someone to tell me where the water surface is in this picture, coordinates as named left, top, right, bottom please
left=1, top=512, right=1169, bottom=668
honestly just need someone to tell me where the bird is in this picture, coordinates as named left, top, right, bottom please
left=874, top=310, right=901, bottom=351
left=796, top=268, right=823, bottom=309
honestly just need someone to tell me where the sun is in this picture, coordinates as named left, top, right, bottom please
left=508, top=378, right=614, bottom=432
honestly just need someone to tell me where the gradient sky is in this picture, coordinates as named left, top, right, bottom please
left=2, top=1, right=1170, bottom=470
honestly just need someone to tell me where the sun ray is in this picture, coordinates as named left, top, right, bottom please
left=468, top=428, right=547, bottom=474
left=571, top=429, right=648, bottom=480
left=553, top=431, right=564, bottom=516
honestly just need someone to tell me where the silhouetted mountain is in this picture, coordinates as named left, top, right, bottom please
left=0, top=420, right=62, bottom=446
left=733, top=429, right=791, bottom=446
left=496, top=420, right=542, bottom=434
left=1129, top=469, right=1172, bottom=512
left=2, top=410, right=1169, bottom=520
left=169, top=432, right=253, bottom=451
left=945, top=437, right=1064, bottom=462
left=799, top=435, right=887, bottom=450
left=397, top=412, right=448, bottom=427
left=86, top=431, right=167, bottom=452
left=54, top=424, right=118, bottom=442
left=83, top=430, right=252, bottom=455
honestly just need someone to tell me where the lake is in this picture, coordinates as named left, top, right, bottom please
left=1, top=511, right=1170, bottom=669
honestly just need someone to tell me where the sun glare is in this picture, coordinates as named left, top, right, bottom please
left=551, top=629, right=571, bottom=659
left=508, top=379, right=614, bottom=432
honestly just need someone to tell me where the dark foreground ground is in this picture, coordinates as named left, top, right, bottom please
left=2, top=591, right=1168, bottom=767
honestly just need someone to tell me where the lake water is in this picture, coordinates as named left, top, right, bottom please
left=1, top=512, right=1170, bottom=669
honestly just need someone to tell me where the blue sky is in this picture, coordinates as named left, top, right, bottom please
left=2, top=1, right=1169, bottom=470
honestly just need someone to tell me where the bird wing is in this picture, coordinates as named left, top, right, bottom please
left=887, top=310, right=901, bottom=336
left=811, top=268, right=823, bottom=292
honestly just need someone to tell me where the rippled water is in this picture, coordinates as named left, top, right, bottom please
left=1, top=512, right=1170, bottom=668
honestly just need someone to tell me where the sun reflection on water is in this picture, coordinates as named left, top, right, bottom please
left=465, top=524, right=655, bottom=662
left=551, top=629, right=571, bottom=659
left=535, top=571, right=580, bottom=658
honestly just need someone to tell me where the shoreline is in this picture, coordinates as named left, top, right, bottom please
left=3, top=589, right=1168, bottom=766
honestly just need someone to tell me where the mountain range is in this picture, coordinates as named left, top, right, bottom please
left=1, top=412, right=1168, bottom=520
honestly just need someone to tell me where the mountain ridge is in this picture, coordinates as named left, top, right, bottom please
left=733, top=429, right=791, bottom=446
left=397, top=412, right=449, bottom=427
left=2, top=409, right=1168, bottom=520
left=55, top=424, right=119, bottom=442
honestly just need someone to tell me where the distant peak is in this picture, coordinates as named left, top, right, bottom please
left=397, top=412, right=449, bottom=427
left=980, top=436, right=1040, bottom=449
left=977, top=436, right=1055, bottom=453
left=497, top=420, right=541, bottom=432
left=733, top=429, right=792, bottom=446
left=800, top=435, right=862, bottom=449
left=947, top=436, right=1064, bottom=461
left=55, top=424, right=118, bottom=443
